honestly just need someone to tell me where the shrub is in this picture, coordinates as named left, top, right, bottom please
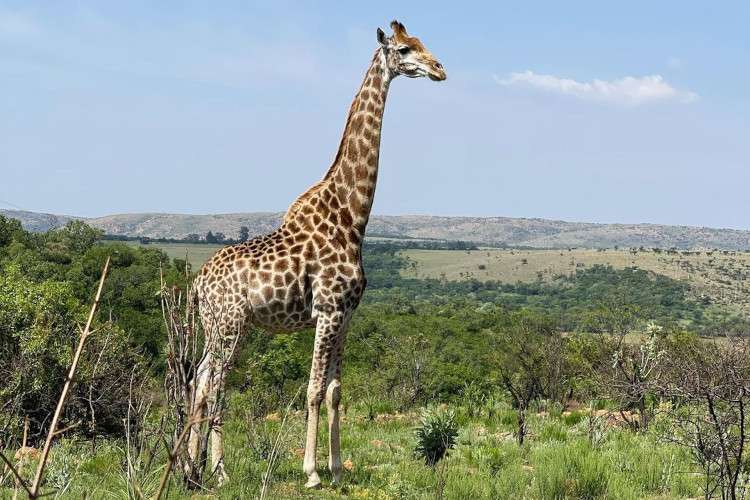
left=414, top=407, right=459, bottom=466
left=0, top=264, right=144, bottom=443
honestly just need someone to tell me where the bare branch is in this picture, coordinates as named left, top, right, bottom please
left=28, top=257, right=111, bottom=499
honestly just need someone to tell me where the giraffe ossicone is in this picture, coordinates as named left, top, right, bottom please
left=189, top=19, right=445, bottom=488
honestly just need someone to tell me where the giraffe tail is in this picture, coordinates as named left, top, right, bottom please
left=190, top=275, right=202, bottom=305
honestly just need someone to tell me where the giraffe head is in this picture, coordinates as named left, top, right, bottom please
left=377, top=20, right=446, bottom=82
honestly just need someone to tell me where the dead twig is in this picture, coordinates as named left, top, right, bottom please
left=0, top=451, right=32, bottom=497
left=153, top=416, right=210, bottom=500
left=28, top=257, right=111, bottom=499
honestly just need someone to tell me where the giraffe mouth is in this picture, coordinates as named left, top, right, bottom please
left=399, top=63, right=446, bottom=81
left=399, top=63, right=424, bottom=78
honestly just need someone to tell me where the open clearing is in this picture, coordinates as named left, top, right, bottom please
left=400, top=248, right=750, bottom=314
left=119, top=241, right=222, bottom=269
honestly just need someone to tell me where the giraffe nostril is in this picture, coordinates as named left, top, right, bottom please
left=434, top=62, right=443, bottom=70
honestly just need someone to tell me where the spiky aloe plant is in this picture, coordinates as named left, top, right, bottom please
left=414, top=407, right=458, bottom=466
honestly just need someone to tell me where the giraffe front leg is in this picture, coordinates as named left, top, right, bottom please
left=303, top=309, right=344, bottom=488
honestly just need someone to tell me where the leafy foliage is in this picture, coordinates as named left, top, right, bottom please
left=0, top=216, right=185, bottom=443
left=363, top=245, right=745, bottom=334
left=414, top=406, right=458, bottom=466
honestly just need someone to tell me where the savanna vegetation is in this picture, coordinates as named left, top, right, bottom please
left=2, top=215, right=750, bottom=499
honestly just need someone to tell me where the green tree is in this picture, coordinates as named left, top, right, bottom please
left=490, top=310, right=567, bottom=444
left=0, top=264, right=143, bottom=441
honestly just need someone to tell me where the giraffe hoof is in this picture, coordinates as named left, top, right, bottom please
left=330, top=467, right=343, bottom=487
left=305, top=473, right=322, bottom=489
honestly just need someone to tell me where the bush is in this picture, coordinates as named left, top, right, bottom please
left=0, top=264, right=145, bottom=443
left=414, top=406, right=459, bottom=466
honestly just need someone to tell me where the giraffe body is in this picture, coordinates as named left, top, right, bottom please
left=189, top=20, right=445, bottom=488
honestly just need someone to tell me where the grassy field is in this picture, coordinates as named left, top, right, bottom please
left=1, top=398, right=701, bottom=499
left=400, top=248, right=750, bottom=314
left=121, top=241, right=223, bottom=269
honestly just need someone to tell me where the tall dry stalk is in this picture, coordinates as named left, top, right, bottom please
left=121, top=367, right=163, bottom=500
left=0, top=257, right=111, bottom=498
left=28, top=256, right=110, bottom=498
left=153, top=415, right=210, bottom=500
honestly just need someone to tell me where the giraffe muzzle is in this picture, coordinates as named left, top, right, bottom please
left=428, top=61, right=446, bottom=81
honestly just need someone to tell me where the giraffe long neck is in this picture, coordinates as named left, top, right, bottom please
left=322, top=49, right=391, bottom=238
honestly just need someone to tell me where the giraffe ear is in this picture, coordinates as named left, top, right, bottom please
left=376, top=27, right=388, bottom=47
left=390, top=20, right=407, bottom=37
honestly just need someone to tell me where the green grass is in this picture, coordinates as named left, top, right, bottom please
left=400, top=247, right=750, bottom=315
left=118, top=241, right=223, bottom=269
left=1, top=398, right=702, bottom=499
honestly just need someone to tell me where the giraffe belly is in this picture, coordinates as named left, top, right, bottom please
left=248, top=290, right=316, bottom=332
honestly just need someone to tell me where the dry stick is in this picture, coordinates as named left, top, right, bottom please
left=153, top=416, right=210, bottom=500
left=0, top=452, right=31, bottom=497
left=0, top=415, right=24, bottom=488
left=28, top=257, right=111, bottom=499
left=22, top=417, right=28, bottom=451
left=88, top=328, right=113, bottom=451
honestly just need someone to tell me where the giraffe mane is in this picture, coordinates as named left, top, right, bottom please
left=283, top=49, right=383, bottom=225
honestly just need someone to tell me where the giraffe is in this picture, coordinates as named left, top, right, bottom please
left=189, top=20, right=446, bottom=488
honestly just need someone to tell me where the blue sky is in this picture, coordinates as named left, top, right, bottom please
left=1, top=1, right=749, bottom=229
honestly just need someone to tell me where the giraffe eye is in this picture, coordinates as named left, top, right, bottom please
left=397, top=46, right=411, bottom=55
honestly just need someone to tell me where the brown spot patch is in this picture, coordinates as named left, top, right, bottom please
left=339, top=208, right=353, bottom=227
left=312, top=233, right=326, bottom=248
left=353, top=114, right=364, bottom=133
left=303, top=241, right=316, bottom=260
left=334, top=229, right=347, bottom=249
left=274, top=259, right=288, bottom=272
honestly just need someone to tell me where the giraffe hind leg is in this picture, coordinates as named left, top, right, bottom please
left=186, top=355, right=211, bottom=480
left=208, top=368, right=229, bottom=485
left=326, top=378, right=343, bottom=485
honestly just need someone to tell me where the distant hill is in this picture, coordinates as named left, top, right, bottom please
left=0, top=210, right=75, bottom=233
left=3, top=209, right=750, bottom=250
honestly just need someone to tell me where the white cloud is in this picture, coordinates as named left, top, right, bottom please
left=495, top=70, right=698, bottom=105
